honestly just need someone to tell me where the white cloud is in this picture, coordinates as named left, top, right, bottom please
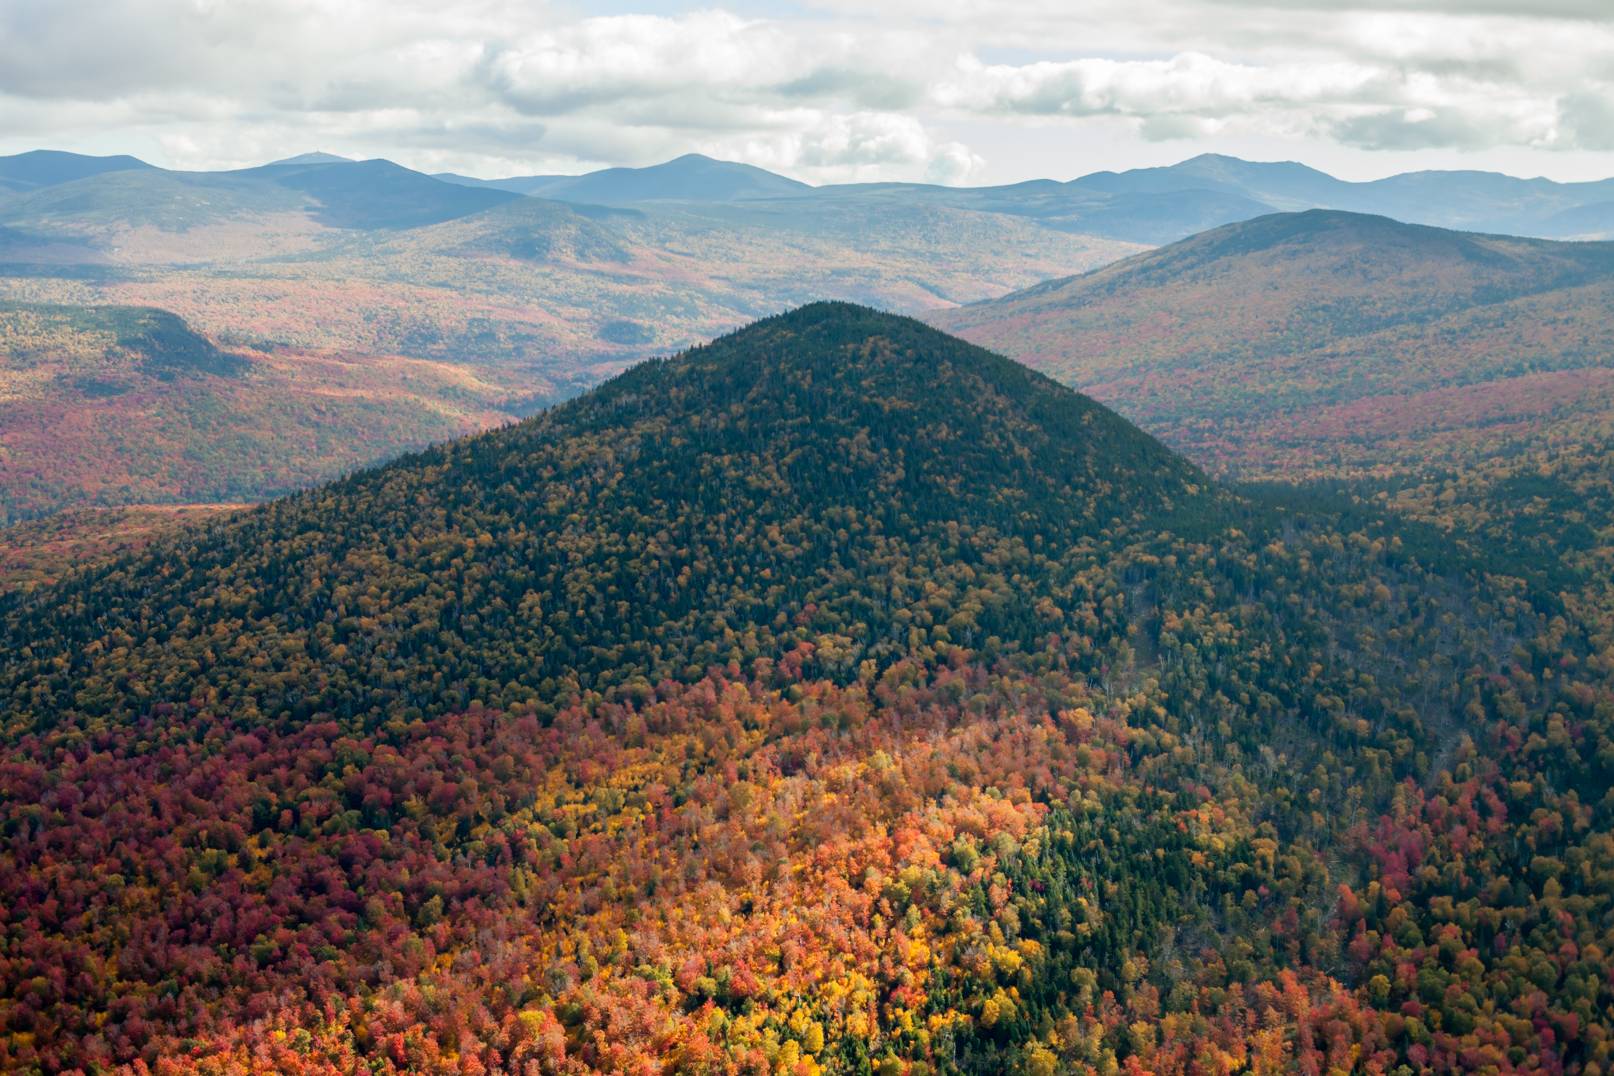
left=480, top=12, right=795, bottom=116
left=935, top=52, right=1381, bottom=121
left=0, top=0, right=1612, bottom=182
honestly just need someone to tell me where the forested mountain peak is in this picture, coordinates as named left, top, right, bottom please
left=581, top=299, right=1200, bottom=509
left=6, top=303, right=1611, bottom=1074
left=0, top=303, right=1202, bottom=739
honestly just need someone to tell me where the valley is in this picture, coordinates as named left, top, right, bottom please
left=0, top=153, right=1136, bottom=525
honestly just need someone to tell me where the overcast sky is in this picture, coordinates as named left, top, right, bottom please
left=2, top=0, right=1613, bottom=185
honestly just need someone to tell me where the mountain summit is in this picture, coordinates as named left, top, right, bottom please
left=451, top=152, right=814, bottom=204
left=4, top=302, right=1603, bottom=1074
left=0, top=149, right=153, bottom=193
left=264, top=150, right=353, bottom=166
left=1, top=302, right=1201, bottom=735
left=933, top=209, right=1614, bottom=477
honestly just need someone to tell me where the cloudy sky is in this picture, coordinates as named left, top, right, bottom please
left=2, top=0, right=1612, bottom=185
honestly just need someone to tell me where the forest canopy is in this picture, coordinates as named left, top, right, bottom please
left=2, top=304, right=1611, bottom=1075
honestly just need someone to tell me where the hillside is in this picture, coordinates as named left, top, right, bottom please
left=464, top=153, right=814, bottom=204
left=0, top=150, right=153, bottom=194
left=934, top=210, right=1614, bottom=480
left=441, top=150, right=1614, bottom=242
left=0, top=301, right=520, bottom=525
left=3, top=304, right=1610, bottom=1074
left=0, top=167, right=1134, bottom=525
left=0, top=502, right=241, bottom=594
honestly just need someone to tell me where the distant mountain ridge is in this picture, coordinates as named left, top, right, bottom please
left=932, top=208, right=1614, bottom=478
left=10, top=147, right=1614, bottom=240
left=8, top=144, right=1614, bottom=528
left=0, top=149, right=153, bottom=194
left=438, top=152, right=812, bottom=204
left=439, top=148, right=1614, bottom=241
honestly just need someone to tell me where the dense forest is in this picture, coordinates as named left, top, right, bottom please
left=2, top=304, right=1611, bottom=1073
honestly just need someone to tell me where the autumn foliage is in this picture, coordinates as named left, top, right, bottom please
left=2, top=304, right=1612, bottom=1073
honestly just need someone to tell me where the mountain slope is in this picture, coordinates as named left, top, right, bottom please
left=0, top=149, right=153, bottom=194
left=0, top=184, right=1134, bottom=525
left=934, top=210, right=1614, bottom=478
left=4, top=304, right=1610, bottom=1074
left=1071, top=152, right=1352, bottom=208
left=452, top=153, right=812, bottom=204
left=0, top=303, right=1204, bottom=733
left=0, top=301, right=514, bottom=525
left=0, top=158, right=519, bottom=236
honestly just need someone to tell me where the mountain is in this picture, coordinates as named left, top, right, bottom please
left=231, top=157, right=521, bottom=229
left=0, top=149, right=153, bottom=194
left=0, top=303, right=1206, bottom=730
left=266, top=151, right=353, bottom=166
left=3, top=303, right=1610, bottom=1073
left=0, top=157, right=519, bottom=236
left=1354, top=168, right=1614, bottom=236
left=1071, top=152, right=1352, bottom=208
left=448, top=152, right=813, bottom=204
left=1060, top=153, right=1614, bottom=239
left=0, top=167, right=1132, bottom=525
left=933, top=209, right=1614, bottom=480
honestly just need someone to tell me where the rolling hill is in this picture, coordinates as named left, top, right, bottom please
left=933, top=210, right=1614, bottom=481
left=441, top=152, right=813, bottom=203
left=439, top=151, right=1614, bottom=242
left=0, top=299, right=518, bottom=526
left=9, top=146, right=1614, bottom=537
left=0, top=160, right=1135, bottom=527
left=0, top=149, right=153, bottom=194
left=3, top=304, right=1610, bottom=1073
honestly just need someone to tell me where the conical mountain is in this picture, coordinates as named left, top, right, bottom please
left=1, top=302, right=1204, bottom=734
left=5, top=304, right=1603, bottom=1076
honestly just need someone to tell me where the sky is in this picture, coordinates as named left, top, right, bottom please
left=2, top=0, right=1613, bottom=186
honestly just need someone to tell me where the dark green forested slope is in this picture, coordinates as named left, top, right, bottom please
left=1, top=304, right=1611, bottom=1075
left=0, top=302, right=1203, bottom=736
